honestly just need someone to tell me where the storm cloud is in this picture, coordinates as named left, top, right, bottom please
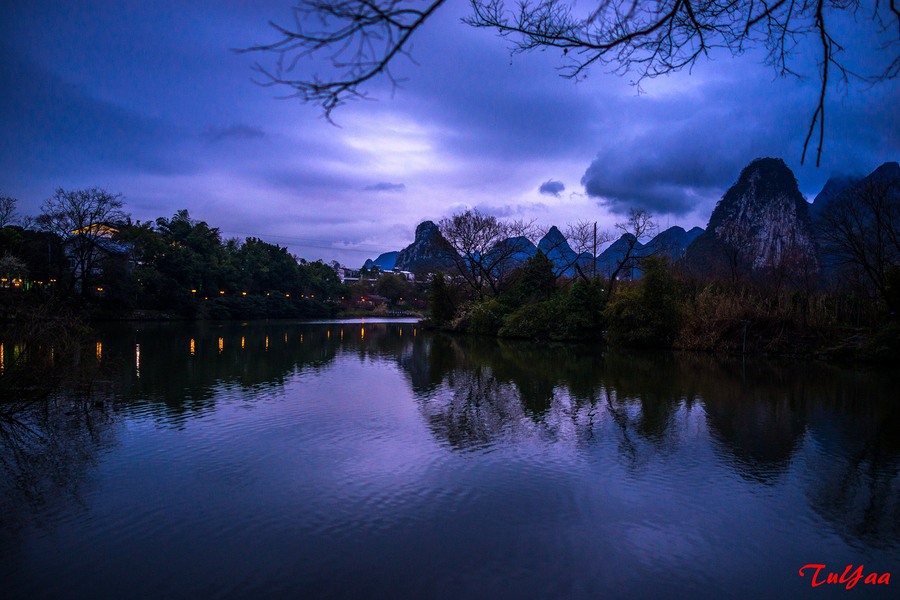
left=539, top=180, right=566, bottom=197
left=0, top=46, right=190, bottom=185
left=579, top=58, right=898, bottom=218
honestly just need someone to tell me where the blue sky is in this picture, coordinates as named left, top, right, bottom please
left=2, top=0, right=898, bottom=265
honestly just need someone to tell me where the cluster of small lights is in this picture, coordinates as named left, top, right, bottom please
left=2, top=319, right=419, bottom=387
left=82, top=325, right=415, bottom=371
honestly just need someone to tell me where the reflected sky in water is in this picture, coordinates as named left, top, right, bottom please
left=1, top=320, right=898, bottom=599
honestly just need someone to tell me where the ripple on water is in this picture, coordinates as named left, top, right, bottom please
left=7, top=324, right=900, bottom=600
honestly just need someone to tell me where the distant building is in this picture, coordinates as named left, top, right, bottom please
left=330, top=261, right=361, bottom=283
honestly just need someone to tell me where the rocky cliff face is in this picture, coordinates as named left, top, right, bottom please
left=394, top=221, right=456, bottom=274
left=688, top=158, right=817, bottom=276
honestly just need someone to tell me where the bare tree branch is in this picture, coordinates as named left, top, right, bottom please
left=238, top=0, right=447, bottom=120
left=817, top=176, right=900, bottom=309
left=565, top=220, right=613, bottom=281
left=603, top=208, right=657, bottom=298
left=37, top=188, right=127, bottom=298
left=0, top=196, right=18, bottom=228
left=245, top=1, right=899, bottom=162
left=468, top=1, right=896, bottom=165
left=438, top=209, right=539, bottom=297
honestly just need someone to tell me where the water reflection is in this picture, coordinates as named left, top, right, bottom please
left=408, top=335, right=898, bottom=553
left=86, top=323, right=900, bottom=510
left=0, top=397, right=116, bottom=538
left=2, top=320, right=898, bottom=573
left=804, top=390, right=900, bottom=549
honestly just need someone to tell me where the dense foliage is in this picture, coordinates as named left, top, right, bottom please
left=425, top=208, right=898, bottom=362
left=1, top=197, right=346, bottom=320
left=603, top=257, right=679, bottom=347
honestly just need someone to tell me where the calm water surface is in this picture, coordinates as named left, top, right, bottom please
left=1, top=320, right=898, bottom=599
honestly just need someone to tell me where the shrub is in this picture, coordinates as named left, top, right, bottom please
left=467, top=297, right=509, bottom=336
left=604, top=257, right=679, bottom=347
left=558, top=278, right=605, bottom=340
left=428, top=273, right=456, bottom=325
left=499, top=299, right=561, bottom=339
left=677, top=285, right=771, bottom=351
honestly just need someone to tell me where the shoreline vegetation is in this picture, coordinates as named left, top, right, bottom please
left=2, top=159, right=899, bottom=401
left=421, top=255, right=899, bottom=365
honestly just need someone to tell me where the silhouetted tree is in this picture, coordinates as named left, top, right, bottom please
left=438, top=208, right=538, bottom=297
left=0, top=254, right=27, bottom=283
left=604, top=255, right=679, bottom=347
left=605, top=208, right=657, bottom=299
left=245, top=0, right=900, bottom=164
left=428, top=272, right=456, bottom=324
left=0, top=196, right=17, bottom=228
left=234, top=237, right=304, bottom=294
left=375, top=272, right=414, bottom=304
left=510, top=250, right=556, bottom=304
left=154, top=210, right=230, bottom=298
left=0, top=226, right=67, bottom=288
left=818, top=177, right=900, bottom=311
left=300, top=260, right=346, bottom=300
left=566, top=220, right=612, bottom=282
left=37, top=188, right=128, bottom=298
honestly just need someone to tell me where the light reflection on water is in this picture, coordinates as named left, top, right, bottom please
left=1, top=320, right=898, bottom=599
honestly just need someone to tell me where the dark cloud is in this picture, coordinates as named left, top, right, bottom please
left=262, top=166, right=362, bottom=195
left=539, top=180, right=566, bottom=197
left=579, top=63, right=843, bottom=217
left=363, top=182, right=406, bottom=193
left=0, top=45, right=193, bottom=197
left=201, top=124, right=265, bottom=143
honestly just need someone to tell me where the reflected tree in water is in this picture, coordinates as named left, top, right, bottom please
left=0, top=396, right=116, bottom=537
left=6, top=320, right=896, bottom=554
left=694, top=357, right=808, bottom=483
left=803, top=374, right=900, bottom=548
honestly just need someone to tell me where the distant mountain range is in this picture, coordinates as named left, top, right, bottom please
left=361, top=158, right=898, bottom=279
left=594, top=225, right=705, bottom=278
left=362, top=221, right=706, bottom=277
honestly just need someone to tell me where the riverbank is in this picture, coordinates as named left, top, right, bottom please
left=422, top=315, right=900, bottom=367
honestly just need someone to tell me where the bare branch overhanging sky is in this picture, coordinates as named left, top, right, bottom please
left=1, top=0, right=897, bottom=265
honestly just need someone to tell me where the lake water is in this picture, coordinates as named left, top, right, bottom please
left=1, top=320, right=898, bottom=599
